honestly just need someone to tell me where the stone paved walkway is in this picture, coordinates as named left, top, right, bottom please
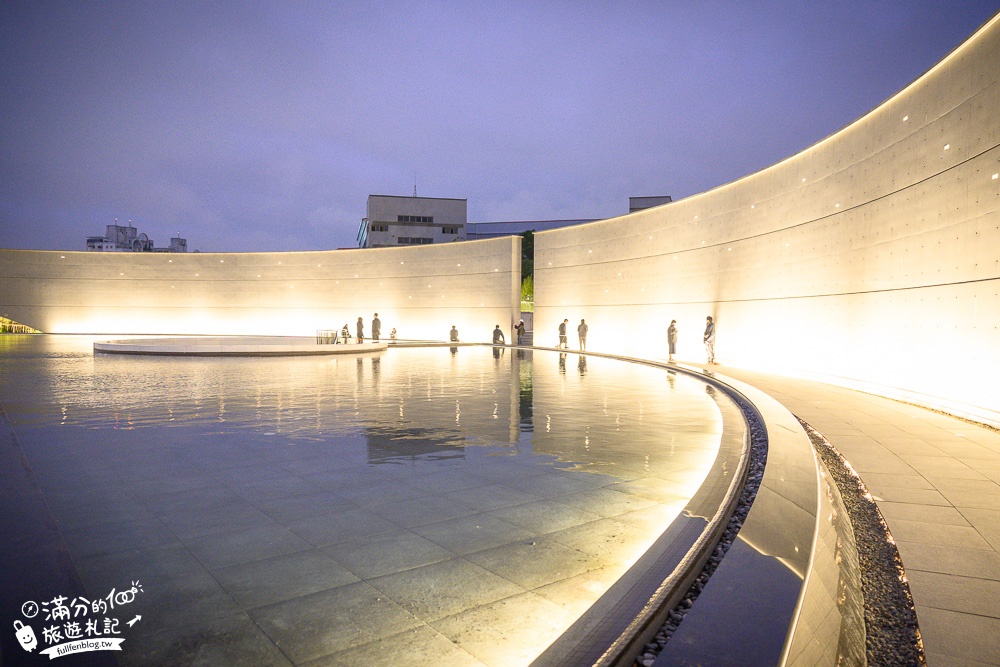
left=708, top=366, right=1000, bottom=666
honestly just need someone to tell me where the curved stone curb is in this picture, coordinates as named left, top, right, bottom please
left=523, top=350, right=757, bottom=667
left=515, top=349, right=859, bottom=667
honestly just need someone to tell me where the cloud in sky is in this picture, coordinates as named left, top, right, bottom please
left=1, top=1, right=996, bottom=252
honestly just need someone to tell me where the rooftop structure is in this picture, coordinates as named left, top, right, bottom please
left=628, top=195, right=673, bottom=213
left=465, top=219, right=598, bottom=240
left=444, top=196, right=675, bottom=241
left=86, top=222, right=187, bottom=253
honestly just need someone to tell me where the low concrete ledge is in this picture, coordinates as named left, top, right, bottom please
left=655, top=366, right=864, bottom=667
left=93, top=336, right=389, bottom=356
left=521, top=351, right=864, bottom=666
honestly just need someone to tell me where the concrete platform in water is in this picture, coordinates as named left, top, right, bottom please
left=94, top=336, right=389, bottom=356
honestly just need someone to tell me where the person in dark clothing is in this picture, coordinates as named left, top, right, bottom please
left=450, top=326, right=459, bottom=342
left=371, top=313, right=381, bottom=342
left=704, top=316, right=716, bottom=364
left=516, top=320, right=526, bottom=345
left=667, top=320, right=678, bottom=361
left=577, top=319, right=588, bottom=350
left=492, top=324, right=506, bottom=345
left=558, top=319, right=568, bottom=348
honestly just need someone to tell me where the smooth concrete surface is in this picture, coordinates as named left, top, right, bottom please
left=715, top=364, right=1000, bottom=666
left=0, top=236, right=521, bottom=341
left=534, top=12, right=1000, bottom=420
left=94, top=336, right=390, bottom=356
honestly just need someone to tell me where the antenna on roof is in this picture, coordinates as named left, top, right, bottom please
left=413, top=172, right=417, bottom=197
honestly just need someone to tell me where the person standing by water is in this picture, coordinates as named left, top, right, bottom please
left=371, top=313, right=381, bottom=342
left=577, top=319, right=588, bottom=350
left=558, top=319, right=568, bottom=349
left=356, top=317, right=365, bottom=344
left=703, top=316, right=716, bottom=364
left=516, top=320, right=526, bottom=345
left=667, top=320, right=678, bottom=361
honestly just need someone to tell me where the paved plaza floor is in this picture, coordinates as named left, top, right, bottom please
left=711, top=365, right=1000, bottom=666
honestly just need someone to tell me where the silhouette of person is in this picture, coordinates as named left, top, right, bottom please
left=704, top=316, right=716, bottom=364
left=667, top=320, right=678, bottom=361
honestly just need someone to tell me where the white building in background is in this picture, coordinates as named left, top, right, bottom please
left=86, top=222, right=187, bottom=252
left=358, top=195, right=467, bottom=248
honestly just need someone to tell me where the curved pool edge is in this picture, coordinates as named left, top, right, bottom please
left=523, top=353, right=752, bottom=667
left=518, top=348, right=862, bottom=667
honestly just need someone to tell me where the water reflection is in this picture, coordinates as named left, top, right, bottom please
left=365, top=425, right=466, bottom=464
left=0, top=336, right=728, bottom=667
left=1, top=336, right=724, bottom=494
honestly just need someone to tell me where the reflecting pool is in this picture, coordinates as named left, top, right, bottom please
left=0, top=335, right=725, bottom=666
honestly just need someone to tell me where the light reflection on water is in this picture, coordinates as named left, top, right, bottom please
left=0, top=335, right=726, bottom=665
left=1, top=336, right=721, bottom=475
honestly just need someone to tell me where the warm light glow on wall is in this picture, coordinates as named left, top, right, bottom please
left=535, top=15, right=1000, bottom=420
left=0, top=238, right=521, bottom=341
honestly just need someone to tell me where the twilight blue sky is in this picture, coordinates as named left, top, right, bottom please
left=1, top=1, right=998, bottom=252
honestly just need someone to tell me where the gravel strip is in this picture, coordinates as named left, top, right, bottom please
left=633, top=405, right=926, bottom=667
left=799, top=419, right=926, bottom=666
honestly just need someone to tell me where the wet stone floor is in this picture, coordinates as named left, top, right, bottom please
left=0, top=336, right=724, bottom=666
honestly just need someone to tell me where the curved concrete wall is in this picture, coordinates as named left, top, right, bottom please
left=0, top=237, right=521, bottom=340
left=535, top=14, right=1000, bottom=421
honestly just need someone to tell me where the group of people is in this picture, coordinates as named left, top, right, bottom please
left=557, top=318, right=588, bottom=350
left=333, top=314, right=717, bottom=363
left=450, top=321, right=526, bottom=345
left=340, top=314, right=396, bottom=344
left=545, top=314, right=717, bottom=364
left=667, top=316, right=717, bottom=364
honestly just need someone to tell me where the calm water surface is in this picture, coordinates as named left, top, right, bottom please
left=0, top=335, right=725, bottom=666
